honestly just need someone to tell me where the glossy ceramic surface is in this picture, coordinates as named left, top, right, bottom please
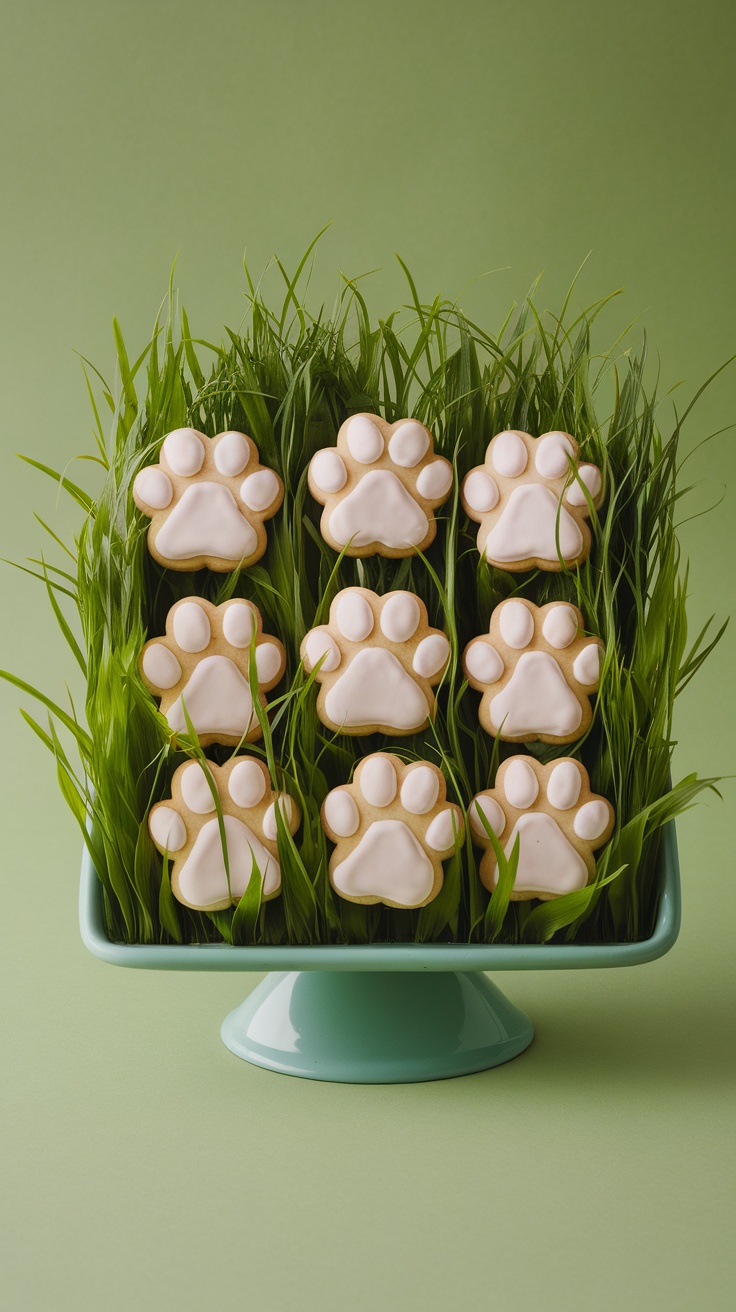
left=79, top=818, right=680, bottom=972
left=79, top=821, right=679, bottom=1081
left=221, top=970, right=535, bottom=1082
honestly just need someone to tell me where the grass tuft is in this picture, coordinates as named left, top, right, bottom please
left=1, top=246, right=728, bottom=944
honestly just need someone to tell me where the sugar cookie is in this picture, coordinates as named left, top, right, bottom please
left=308, top=413, right=453, bottom=557
left=149, top=757, right=300, bottom=910
left=463, top=598, right=603, bottom=743
left=469, top=756, right=614, bottom=900
left=321, top=753, right=464, bottom=908
left=300, top=587, right=451, bottom=735
left=139, top=597, right=285, bottom=746
left=133, top=428, right=283, bottom=571
left=461, top=429, right=602, bottom=570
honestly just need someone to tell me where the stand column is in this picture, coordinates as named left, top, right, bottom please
left=221, top=970, right=534, bottom=1083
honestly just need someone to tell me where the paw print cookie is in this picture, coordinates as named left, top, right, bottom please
left=463, top=599, right=603, bottom=744
left=461, top=429, right=602, bottom=570
left=308, top=413, right=453, bottom=557
left=300, top=587, right=451, bottom=735
left=139, top=597, right=285, bottom=747
left=321, top=753, right=464, bottom=908
left=149, top=758, right=300, bottom=910
left=470, top=756, right=614, bottom=900
left=133, top=427, right=283, bottom=571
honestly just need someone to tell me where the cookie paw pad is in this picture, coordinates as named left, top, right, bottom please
left=301, top=587, right=451, bottom=735
left=470, top=756, right=614, bottom=900
left=308, top=413, right=453, bottom=557
left=463, top=599, right=603, bottom=743
left=139, top=597, right=285, bottom=747
left=461, top=429, right=602, bottom=570
left=149, top=758, right=300, bottom=910
left=133, top=428, right=283, bottom=571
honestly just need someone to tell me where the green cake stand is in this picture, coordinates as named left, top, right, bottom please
left=79, top=820, right=680, bottom=1083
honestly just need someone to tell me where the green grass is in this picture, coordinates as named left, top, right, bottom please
left=2, top=244, right=728, bottom=946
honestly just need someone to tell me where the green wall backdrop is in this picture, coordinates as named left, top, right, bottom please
left=1, top=2, right=734, bottom=1309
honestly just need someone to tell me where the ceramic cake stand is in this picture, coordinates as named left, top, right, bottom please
left=79, top=821, right=680, bottom=1084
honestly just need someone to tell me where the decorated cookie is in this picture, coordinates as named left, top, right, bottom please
left=469, top=756, right=614, bottom=900
left=149, top=757, right=300, bottom=911
left=321, top=753, right=464, bottom=908
left=301, top=587, right=451, bottom=735
left=139, top=597, right=285, bottom=746
left=461, top=429, right=603, bottom=570
left=308, top=413, right=453, bottom=557
left=133, top=427, right=283, bottom=571
left=463, top=599, right=603, bottom=744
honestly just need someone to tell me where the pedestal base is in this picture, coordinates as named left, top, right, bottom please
left=221, top=970, right=534, bottom=1083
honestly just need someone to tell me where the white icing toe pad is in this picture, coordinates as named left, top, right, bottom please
left=308, top=412, right=453, bottom=558
left=139, top=597, right=285, bottom=747
left=133, top=427, right=283, bottom=572
left=300, top=586, right=451, bottom=736
left=470, top=755, right=614, bottom=901
left=461, top=429, right=602, bottom=571
left=565, top=464, right=602, bottom=508
left=148, top=757, right=300, bottom=911
left=463, top=598, right=604, bottom=745
left=321, top=753, right=464, bottom=909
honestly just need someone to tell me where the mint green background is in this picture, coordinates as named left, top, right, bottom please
left=1, top=2, right=734, bottom=1308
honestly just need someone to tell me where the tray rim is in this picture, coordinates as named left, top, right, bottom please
left=78, top=817, right=681, bottom=973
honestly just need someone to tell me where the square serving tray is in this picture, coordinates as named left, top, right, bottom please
left=79, top=817, right=680, bottom=973
left=78, top=820, right=680, bottom=1082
